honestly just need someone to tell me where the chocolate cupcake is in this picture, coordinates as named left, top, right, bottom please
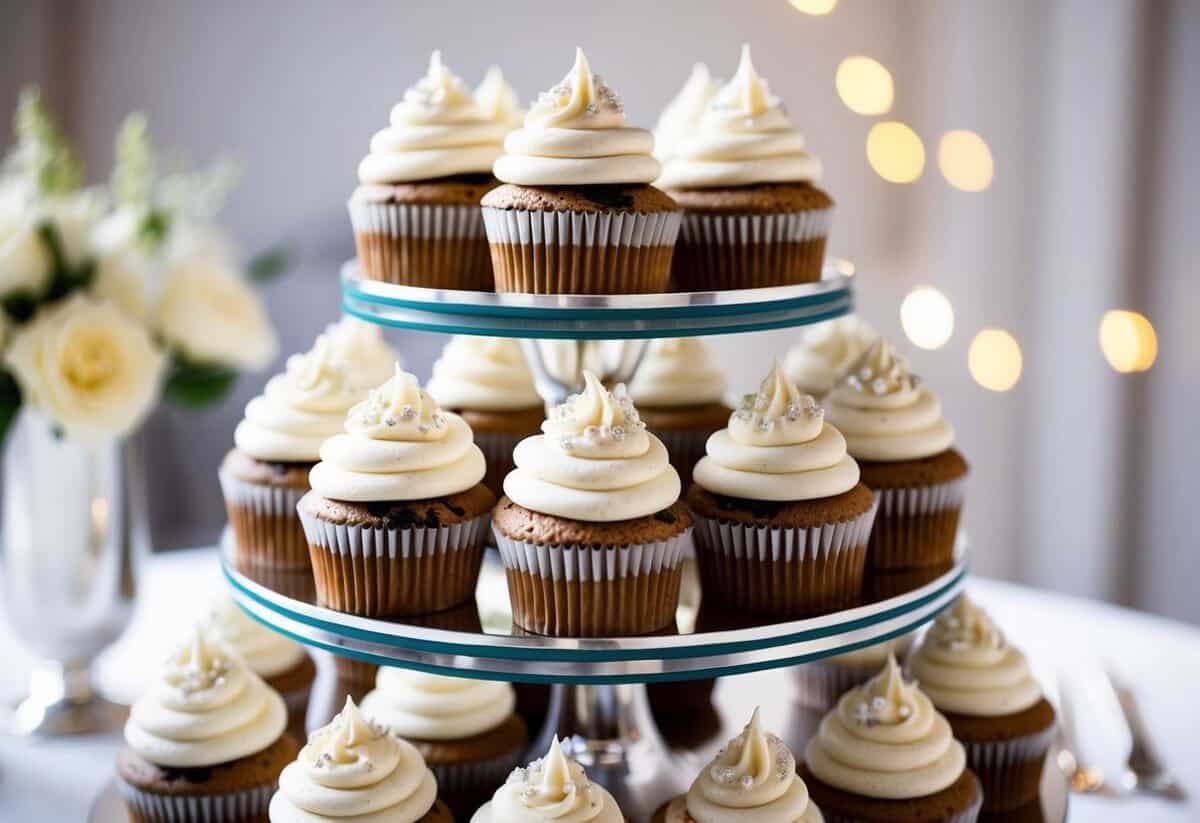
left=362, top=669, right=528, bottom=819
left=627, top=337, right=732, bottom=487
left=493, top=371, right=691, bottom=636
left=802, top=656, right=982, bottom=823
left=653, top=707, right=824, bottom=823
left=117, top=629, right=299, bottom=823
left=471, top=737, right=624, bottom=823
left=269, top=697, right=454, bottom=823
left=657, top=45, right=832, bottom=291
left=794, top=633, right=915, bottom=711
left=350, top=51, right=515, bottom=290
left=298, top=365, right=496, bottom=618
left=427, top=335, right=545, bottom=498
left=784, top=315, right=879, bottom=399
left=909, top=596, right=1056, bottom=812
left=687, top=362, right=876, bottom=617
left=483, top=48, right=681, bottom=294
left=826, top=339, right=968, bottom=571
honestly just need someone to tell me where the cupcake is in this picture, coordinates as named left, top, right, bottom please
left=653, top=707, right=824, bottom=823
left=482, top=48, right=681, bottom=294
left=269, top=697, right=454, bottom=823
left=202, top=594, right=316, bottom=741
left=784, top=315, right=879, bottom=398
left=298, top=364, right=496, bottom=617
left=362, top=669, right=528, bottom=819
left=657, top=45, right=832, bottom=291
left=652, top=63, right=721, bottom=164
left=493, top=370, right=692, bottom=636
left=471, top=736, right=623, bottom=823
left=475, top=66, right=526, bottom=131
left=687, top=362, right=876, bottom=617
left=220, top=319, right=398, bottom=572
left=350, top=51, right=513, bottom=290
left=628, top=337, right=731, bottom=486
left=116, top=629, right=298, bottom=823
left=793, top=633, right=915, bottom=710
left=908, top=596, right=1056, bottom=811
left=427, top=335, right=545, bottom=497
left=826, top=339, right=968, bottom=571
left=801, top=656, right=982, bottom=823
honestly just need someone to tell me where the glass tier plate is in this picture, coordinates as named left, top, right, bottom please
left=340, top=259, right=855, bottom=339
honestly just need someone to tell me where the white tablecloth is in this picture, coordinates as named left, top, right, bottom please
left=2, top=548, right=1198, bottom=822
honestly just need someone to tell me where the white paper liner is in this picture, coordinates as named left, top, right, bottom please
left=297, top=495, right=491, bottom=560
left=481, top=206, right=681, bottom=248
left=218, top=469, right=307, bottom=518
left=678, top=206, right=833, bottom=246
left=492, top=530, right=689, bottom=582
left=118, top=779, right=275, bottom=823
left=874, top=476, right=967, bottom=518
left=348, top=198, right=488, bottom=240
left=692, top=500, right=876, bottom=564
left=962, top=723, right=1057, bottom=811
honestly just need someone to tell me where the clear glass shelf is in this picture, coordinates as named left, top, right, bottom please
left=340, top=259, right=855, bottom=339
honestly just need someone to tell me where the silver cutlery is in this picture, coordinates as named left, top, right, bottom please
left=1107, top=669, right=1187, bottom=802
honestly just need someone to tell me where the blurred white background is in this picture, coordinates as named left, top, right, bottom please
left=3, top=0, right=1197, bottom=622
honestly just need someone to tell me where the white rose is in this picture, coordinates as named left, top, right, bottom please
left=41, top=189, right=107, bottom=271
left=92, top=249, right=158, bottom=323
left=158, top=256, right=277, bottom=370
left=0, top=216, right=52, bottom=298
left=5, top=293, right=167, bottom=443
left=165, top=218, right=238, bottom=266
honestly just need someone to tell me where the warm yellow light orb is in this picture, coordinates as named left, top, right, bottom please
left=1099, top=310, right=1158, bottom=373
left=968, top=329, right=1023, bottom=392
left=867, top=121, right=925, bottom=184
left=789, top=0, right=838, bottom=14
left=938, top=130, right=994, bottom=192
left=836, top=57, right=893, bottom=116
left=900, top=287, right=954, bottom=350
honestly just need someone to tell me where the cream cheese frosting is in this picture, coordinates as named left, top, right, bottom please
left=493, top=48, right=661, bottom=186
left=908, top=596, right=1043, bottom=717
left=270, top=697, right=438, bottom=823
left=804, top=656, right=966, bottom=800
left=427, top=336, right=542, bottom=412
left=202, top=594, right=307, bottom=680
left=653, top=64, right=721, bottom=164
left=357, top=51, right=509, bottom=185
left=681, top=708, right=823, bottom=823
left=324, top=316, right=402, bottom=391
left=476, top=67, right=525, bottom=131
left=503, top=371, right=680, bottom=521
left=309, top=364, right=486, bottom=502
left=125, top=628, right=287, bottom=768
left=626, top=338, right=727, bottom=408
left=825, top=339, right=955, bottom=462
left=692, top=363, right=859, bottom=502
left=657, top=45, right=821, bottom=190
left=470, top=737, right=622, bottom=823
left=361, top=668, right=515, bottom=741
left=784, top=316, right=878, bottom=398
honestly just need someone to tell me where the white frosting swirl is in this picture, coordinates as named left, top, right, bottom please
left=627, top=338, right=727, bottom=408
left=476, top=67, right=525, bottom=130
left=784, top=316, right=878, bottom=398
left=361, top=668, right=515, bottom=741
left=804, top=656, right=966, bottom=800
left=503, top=371, right=680, bottom=521
left=657, top=45, right=821, bottom=190
left=358, top=51, right=509, bottom=184
left=909, top=596, right=1043, bottom=717
left=427, top=336, right=542, bottom=412
left=270, top=698, right=438, bottom=823
left=309, top=365, right=486, bottom=502
left=653, top=64, right=721, bottom=164
left=692, top=363, right=859, bottom=502
left=493, top=48, right=661, bottom=186
left=826, top=340, right=955, bottom=462
left=686, top=708, right=823, bottom=823
left=323, top=317, right=402, bottom=391
left=470, top=737, right=622, bottom=823
left=202, top=594, right=306, bottom=680
left=125, top=629, right=287, bottom=768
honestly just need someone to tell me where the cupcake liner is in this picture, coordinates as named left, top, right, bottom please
left=428, top=746, right=527, bottom=820
left=863, top=563, right=954, bottom=603
left=348, top=199, right=493, bottom=290
left=482, top=206, right=680, bottom=294
left=297, top=495, right=491, bottom=618
left=219, top=469, right=311, bottom=572
left=868, top=478, right=967, bottom=570
left=671, top=208, right=832, bottom=291
left=691, top=499, right=877, bottom=617
left=962, top=725, right=1057, bottom=812
left=493, top=529, right=689, bottom=636
left=118, top=780, right=275, bottom=823
left=474, top=429, right=527, bottom=500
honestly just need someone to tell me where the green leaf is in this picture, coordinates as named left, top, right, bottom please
left=1, top=290, right=38, bottom=323
left=0, top=370, right=22, bottom=448
left=163, top=357, right=238, bottom=409
left=39, top=222, right=95, bottom=301
left=246, top=246, right=291, bottom=284
left=138, top=209, right=170, bottom=250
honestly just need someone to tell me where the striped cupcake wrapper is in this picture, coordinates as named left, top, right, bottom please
left=118, top=780, right=275, bottom=823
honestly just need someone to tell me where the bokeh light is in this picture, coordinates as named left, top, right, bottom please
left=938, top=130, right=994, bottom=192
left=900, top=287, right=954, bottom=350
left=867, top=122, right=925, bottom=183
left=789, top=0, right=838, bottom=14
left=1099, top=310, right=1158, bottom=373
left=968, top=329, right=1023, bottom=392
left=836, top=57, right=893, bottom=116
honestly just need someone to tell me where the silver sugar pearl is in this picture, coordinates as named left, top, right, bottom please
left=740, top=775, right=754, bottom=790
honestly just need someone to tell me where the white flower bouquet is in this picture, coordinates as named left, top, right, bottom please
left=0, top=89, right=282, bottom=444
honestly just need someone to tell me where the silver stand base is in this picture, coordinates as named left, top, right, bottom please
left=8, top=661, right=127, bottom=736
